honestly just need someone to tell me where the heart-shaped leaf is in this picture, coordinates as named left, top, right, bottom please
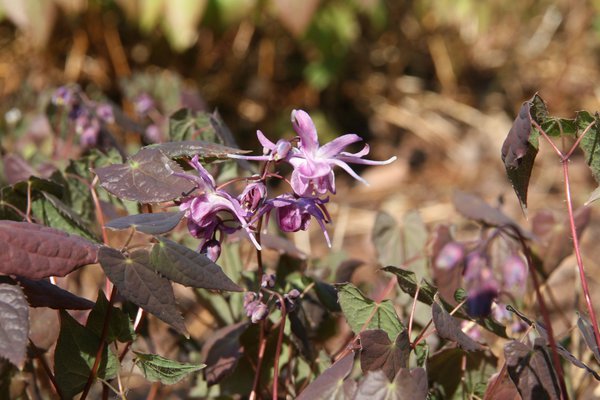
left=337, top=283, right=403, bottom=340
left=105, top=211, right=185, bottom=235
left=297, top=351, right=355, bottom=400
left=0, top=221, right=99, bottom=279
left=99, top=247, right=187, bottom=336
left=150, top=238, right=241, bottom=291
left=360, top=329, right=410, bottom=380
left=16, top=277, right=94, bottom=310
left=354, top=368, right=428, bottom=400
left=94, top=148, right=196, bottom=203
left=432, top=302, right=484, bottom=352
left=133, top=351, right=205, bottom=384
left=0, top=284, right=29, bottom=369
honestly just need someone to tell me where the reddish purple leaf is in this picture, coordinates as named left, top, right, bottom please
left=2, top=153, right=37, bottom=185
left=16, top=277, right=94, bottom=310
left=297, top=351, right=355, bottom=400
left=505, top=339, right=561, bottom=400
left=354, top=368, right=428, bottom=400
left=0, top=221, right=99, bottom=279
left=201, top=321, right=249, bottom=385
left=94, top=148, right=196, bottom=203
left=99, top=247, right=188, bottom=336
left=360, top=329, right=410, bottom=380
left=501, top=100, right=537, bottom=212
left=432, top=302, right=484, bottom=352
left=0, top=283, right=29, bottom=369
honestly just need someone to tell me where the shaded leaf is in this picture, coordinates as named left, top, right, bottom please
left=383, top=266, right=508, bottom=338
left=354, top=368, right=428, bottom=400
left=169, top=108, right=216, bottom=142
left=134, top=351, right=204, bottom=384
left=105, top=211, right=185, bottom=235
left=86, top=290, right=136, bottom=343
left=94, top=148, right=196, bottom=203
left=359, top=329, right=410, bottom=380
left=577, top=313, right=600, bottom=365
left=54, top=310, right=118, bottom=399
left=0, top=221, right=99, bottom=279
left=372, top=211, right=428, bottom=279
left=432, top=302, right=484, bottom=352
left=505, top=339, right=561, bottom=400
left=2, top=153, right=38, bottom=185
left=337, top=283, right=403, bottom=340
left=452, top=191, right=527, bottom=234
left=0, top=284, right=29, bottom=369
left=99, top=247, right=187, bottom=336
left=150, top=237, right=241, bottom=291
left=15, top=277, right=94, bottom=310
left=577, top=111, right=600, bottom=183
left=429, top=225, right=462, bottom=305
left=31, top=192, right=98, bottom=241
left=201, top=321, right=248, bottom=385
left=297, top=351, right=355, bottom=400
left=314, top=280, right=341, bottom=313
left=146, top=140, right=248, bottom=160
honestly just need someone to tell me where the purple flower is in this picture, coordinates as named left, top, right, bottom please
left=144, top=124, right=162, bottom=143
left=464, top=253, right=499, bottom=318
left=52, top=86, right=76, bottom=106
left=250, top=302, right=269, bottom=323
left=261, top=273, right=276, bottom=288
left=287, top=109, right=396, bottom=197
left=238, top=181, right=267, bottom=215
left=96, top=104, right=114, bottom=124
left=435, top=242, right=465, bottom=270
left=200, top=238, right=221, bottom=262
left=502, top=255, right=527, bottom=296
left=134, top=93, right=155, bottom=117
left=228, top=132, right=293, bottom=163
left=174, top=155, right=261, bottom=250
left=262, top=194, right=332, bottom=247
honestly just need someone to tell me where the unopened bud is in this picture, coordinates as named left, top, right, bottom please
left=435, top=242, right=464, bottom=270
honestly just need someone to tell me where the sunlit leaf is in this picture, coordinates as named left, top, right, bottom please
left=105, top=211, right=184, bottom=235
left=0, top=221, right=99, bottom=279
left=360, top=329, right=410, bottom=380
left=150, top=237, right=241, bottom=291
left=577, top=111, right=600, bottom=183
left=54, top=310, right=118, bottom=399
left=201, top=321, right=248, bottom=385
left=86, top=290, right=136, bottom=343
left=337, top=283, right=403, bottom=340
left=134, top=351, right=205, bottom=384
left=505, top=339, right=561, bottom=400
left=0, top=284, right=29, bottom=369
left=15, top=277, right=94, bottom=310
left=147, top=140, right=248, bottom=160
left=297, top=351, right=355, bottom=400
left=31, top=192, right=98, bottom=241
left=94, top=148, right=196, bottom=203
left=99, top=247, right=188, bottom=336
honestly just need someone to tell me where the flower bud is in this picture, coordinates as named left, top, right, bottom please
left=435, top=242, right=464, bottom=270
left=96, top=104, right=114, bottom=124
left=251, top=302, right=269, bottom=323
left=200, top=239, right=221, bottom=262
left=243, top=292, right=257, bottom=308
left=134, top=93, right=154, bottom=116
left=261, top=273, right=276, bottom=289
left=276, top=202, right=310, bottom=232
left=239, top=181, right=267, bottom=214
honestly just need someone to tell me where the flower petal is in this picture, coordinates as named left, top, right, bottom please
left=336, top=154, right=397, bottom=166
left=256, top=130, right=275, bottom=152
left=318, top=134, right=362, bottom=158
left=291, top=109, right=319, bottom=154
left=328, top=158, right=369, bottom=185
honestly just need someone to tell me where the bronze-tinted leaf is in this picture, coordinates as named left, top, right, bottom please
left=297, top=351, right=355, bottom=400
left=16, top=277, right=94, bottom=310
left=201, top=321, right=249, bottom=385
left=0, top=221, right=99, bottom=279
left=578, top=313, right=600, bottom=365
left=99, top=247, right=187, bottom=336
left=505, top=339, right=561, bottom=400
left=105, top=211, right=185, bottom=235
left=150, top=238, right=241, bottom=291
left=360, top=329, right=410, bottom=380
left=0, top=284, right=29, bottom=369
left=432, top=302, right=484, bottom=352
left=94, top=148, right=196, bottom=203
left=354, top=368, right=428, bottom=400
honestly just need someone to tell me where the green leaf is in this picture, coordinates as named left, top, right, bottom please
left=86, top=290, right=136, bottom=343
left=150, top=237, right=241, bottom=291
left=133, top=351, right=205, bottom=385
left=31, top=192, right=98, bottom=241
left=169, top=108, right=216, bottom=142
left=54, top=310, right=118, bottom=399
left=383, top=267, right=508, bottom=338
left=530, top=94, right=578, bottom=137
left=145, top=140, right=248, bottom=161
left=336, top=283, right=403, bottom=339
left=577, top=111, right=600, bottom=183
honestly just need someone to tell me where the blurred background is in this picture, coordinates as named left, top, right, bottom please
left=4, top=0, right=600, bottom=276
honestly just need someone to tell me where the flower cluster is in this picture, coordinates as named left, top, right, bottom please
left=242, top=274, right=303, bottom=324
left=435, top=238, right=528, bottom=318
left=52, top=86, right=114, bottom=148
left=175, top=109, right=396, bottom=260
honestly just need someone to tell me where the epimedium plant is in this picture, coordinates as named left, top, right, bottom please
left=2, top=85, right=600, bottom=400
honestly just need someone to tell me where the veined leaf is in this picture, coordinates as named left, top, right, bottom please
left=16, top=277, right=94, bottom=310
left=297, top=351, right=355, bottom=400
left=145, top=140, right=248, bottom=160
left=359, top=329, right=410, bottom=380
left=105, top=211, right=185, bottom=235
left=0, top=284, right=29, bottom=369
left=133, top=351, right=205, bottom=384
left=86, top=290, right=136, bottom=343
left=201, top=321, right=249, bottom=385
left=577, top=111, right=600, bottom=183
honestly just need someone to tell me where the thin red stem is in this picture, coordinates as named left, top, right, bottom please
left=268, top=291, right=288, bottom=400
left=562, top=159, right=600, bottom=351
left=407, top=282, right=420, bottom=339
left=249, top=322, right=267, bottom=400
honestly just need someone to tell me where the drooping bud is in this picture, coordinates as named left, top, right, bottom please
left=261, top=273, right=276, bottom=289
left=435, top=242, right=465, bottom=270
left=200, top=239, right=221, bottom=262
left=250, top=302, right=269, bottom=323
left=276, top=201, right=311, bottom=232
